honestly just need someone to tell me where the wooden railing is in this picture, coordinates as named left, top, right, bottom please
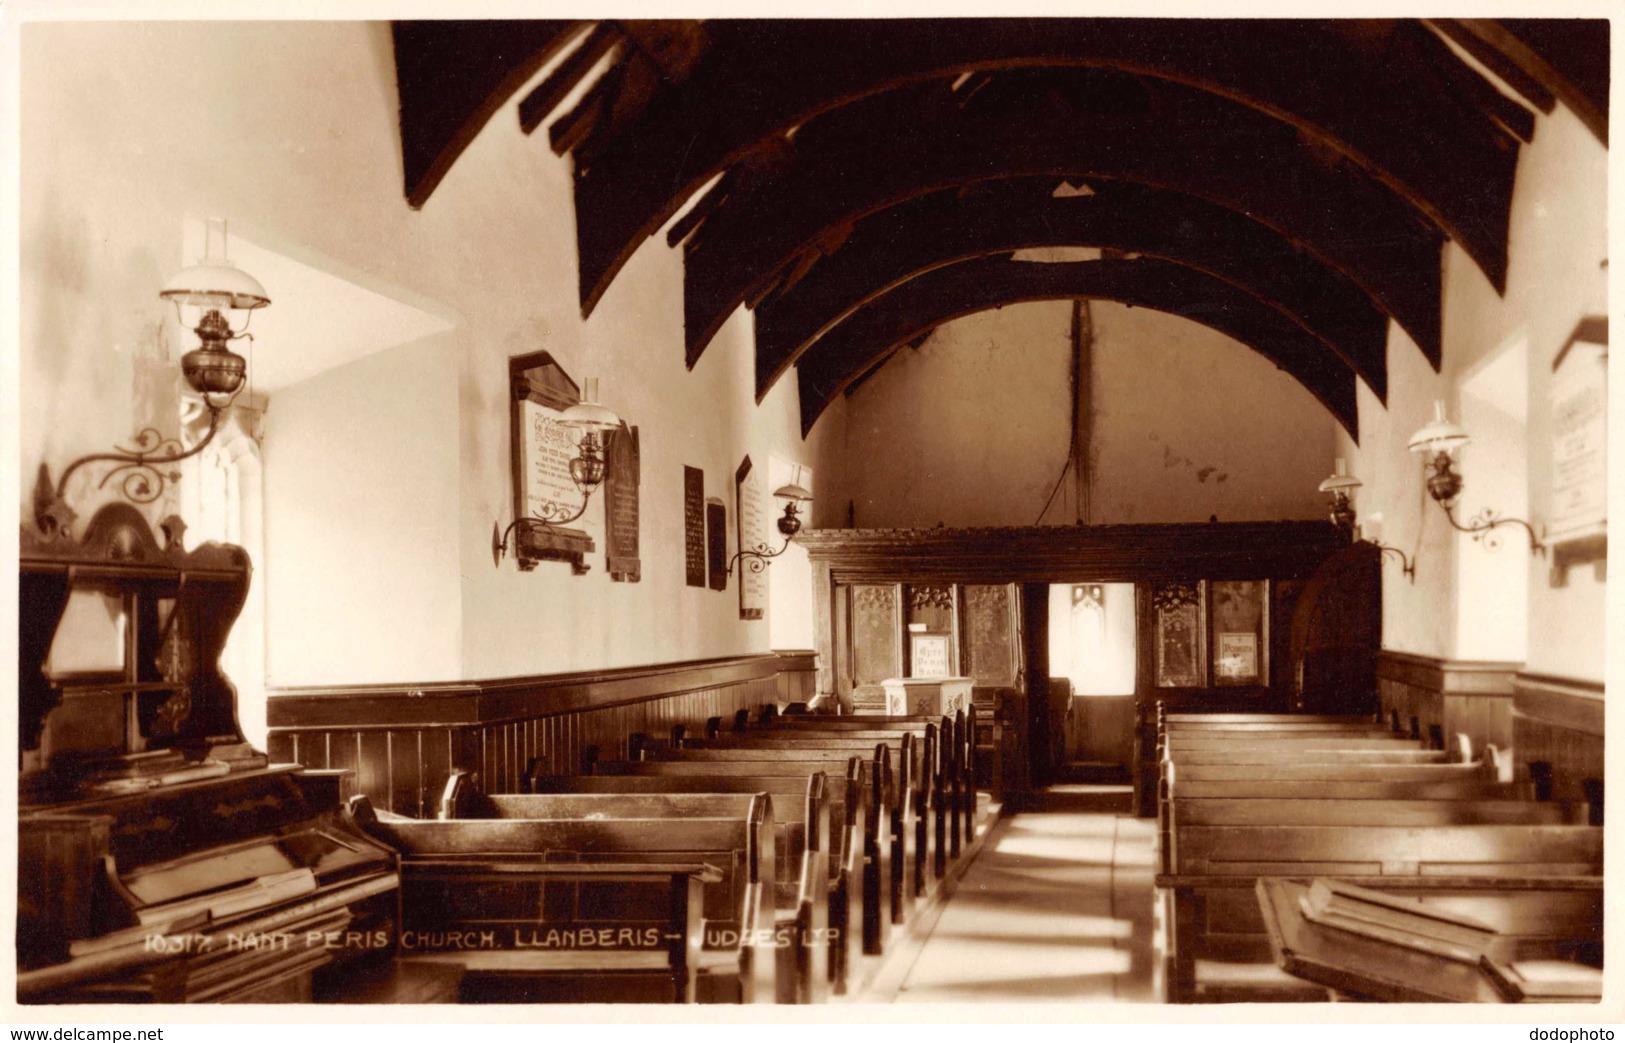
left=267, top=651, right=817, bottom=818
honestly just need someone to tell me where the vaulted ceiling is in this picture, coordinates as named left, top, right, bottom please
left=391, top=18, right=1610, bottom=439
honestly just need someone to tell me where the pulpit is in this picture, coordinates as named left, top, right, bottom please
left=880, top=676, right=974, bottom=718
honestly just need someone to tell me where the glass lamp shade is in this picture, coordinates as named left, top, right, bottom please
left=558, top=377, right=620, bottom=433
left=1407, top=400, right=1470, bottom=454
left=558, top=400, right=620, bottom=433
left=1317, top=458, right=1363, bottom=494
left=772, top=482, right=814, bottom=503
left=159, top=259, right=271, bottom=314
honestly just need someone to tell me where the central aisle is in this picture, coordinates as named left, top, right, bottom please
left=863, top=784, right=1158, bottom=1003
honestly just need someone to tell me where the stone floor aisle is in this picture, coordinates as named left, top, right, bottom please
left=871, top=783, right=1158, bottom=1003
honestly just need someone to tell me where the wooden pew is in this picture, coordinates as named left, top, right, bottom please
left=1164, top=735, right=1421, bottom=750
left=527, top=766, right=864, bottom=997
left=353, top=793, right=777, bottom=1004
left=676, top=730, right=944, bottom=894
left=637, top=744, right=920, bottom=931
left=768, top=707, right=982, bottom=844
left=590, top=754, right=897, bottom=956
left=439, top=775, right=830, bottom=1004
left=734, top=718, right=962, bottom=880
left=1156, top=812, right=1603, bottom=1002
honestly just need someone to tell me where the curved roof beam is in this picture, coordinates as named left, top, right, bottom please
left=393, top=20, right=588, bottom=208
left=686, top=80, right=1443, bottom=372
left=794, top=256, right=1359, bottom=439
left=570, top=18, right=1520, bottom=313
left=753, top=179, right=1391, bottom=403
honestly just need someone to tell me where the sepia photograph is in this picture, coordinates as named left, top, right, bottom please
left=4, top=1, right=1617, bottom=1028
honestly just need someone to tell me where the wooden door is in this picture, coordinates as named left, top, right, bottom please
left=1289, top=541, right=1381, bottom=715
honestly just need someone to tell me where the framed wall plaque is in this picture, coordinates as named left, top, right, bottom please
left=735, top=456, right=766, bottom=619
left=706, top=498, right=728, bottom=592
left=1548, top=316, right=1607, bottom=586
left=683, top=466, right=705, bottom=588
left=507, top=352, right=595, bottom=574
left=603, top=422, right=641, bottom=583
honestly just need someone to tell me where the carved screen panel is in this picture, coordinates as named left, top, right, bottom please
left=1211, top=580, right=1267, bottom=686
left=905, top=584, right=954, bottom=677
left=849, top=585, right=901, bottom=687
left=1153, top=580, right=1206, bottom=688
left=961, top=584, right=1016, bottom=686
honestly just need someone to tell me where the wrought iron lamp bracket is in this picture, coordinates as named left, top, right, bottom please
left=726, top=538, right=792, bottom=576
left=1440, top=503, right=1547, bottom=557
left=1369, top=542, right=1417, bottom=582
left=34, top=403, right=228, bottom=541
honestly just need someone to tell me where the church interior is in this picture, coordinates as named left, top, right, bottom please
left=13, top=15, right=1613, bottom=1011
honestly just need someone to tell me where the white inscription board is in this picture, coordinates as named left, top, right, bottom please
left=518, top=399, right=601, bottom=546
left=738, top=466, right=767, bottom=619
left=1548, top=343, right=1607, bottom=541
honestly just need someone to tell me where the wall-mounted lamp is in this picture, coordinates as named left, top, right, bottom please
left=726, top=482, right=813, bottom=575
left=33, top=219, right=268, bottom=540
left=1407, top=399, right=1545, bottom=557
left=1317, top=458, right=1416, bottom=582
left=493, top=378, right=620, bottom=566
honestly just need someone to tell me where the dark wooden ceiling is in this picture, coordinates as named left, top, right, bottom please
left=392, top=18, right=1609, bottom=440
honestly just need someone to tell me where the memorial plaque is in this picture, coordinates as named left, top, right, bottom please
left=1548, top=326, right=1607, bottom=541
left=604, top=422, right=641, bottom=582
left=735, top=457, right=766, bottom=619
left=706, top=499, right=728, bottom=592
left=507, top=352, right=594, bottom=573
left=683, top=466, right=705, bottom=588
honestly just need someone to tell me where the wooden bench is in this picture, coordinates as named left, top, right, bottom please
left=589, top=753, right=898, bottom=956
left=1156, top=820, right=1604, bottom=1003
left=768, top=706, right=984, bottom=839
left=676, top=730, right=947, bottom=892
left=526, top=766, right=863, bottom=997
left=737, top=719, right=965, bottom=880
left=354, top=792, right=777, bottom=1003
left=513, top=763, right=858, bottom=1000
left=634, top=745, right=919, bottom=932
left=439, top=774, right=831, bottom=1004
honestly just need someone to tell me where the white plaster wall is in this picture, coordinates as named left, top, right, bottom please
left=1089, top=303, right=1334, bottom=524
left=263, top=337, right=463, bottom=686
left=830, top=298, right=1334, bottom=528
left=1337, top=105, right=1607, bottom=680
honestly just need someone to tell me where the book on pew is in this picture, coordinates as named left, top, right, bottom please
left=1482, top=959, right=1604, bottom=1002
left=135, top=868, right=318, bottom=926
left=1297, top=879, right=1498, bottom=964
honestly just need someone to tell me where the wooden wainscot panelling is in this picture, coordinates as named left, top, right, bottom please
left=1376, top=651, right=1518, bottom=755
left=1512, top=672, right=1604, bottom=808
left=267, top=653, right=815, bottom=818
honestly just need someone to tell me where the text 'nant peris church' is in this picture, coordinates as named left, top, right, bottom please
left=13, top=15, right=1612, bottom=1012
